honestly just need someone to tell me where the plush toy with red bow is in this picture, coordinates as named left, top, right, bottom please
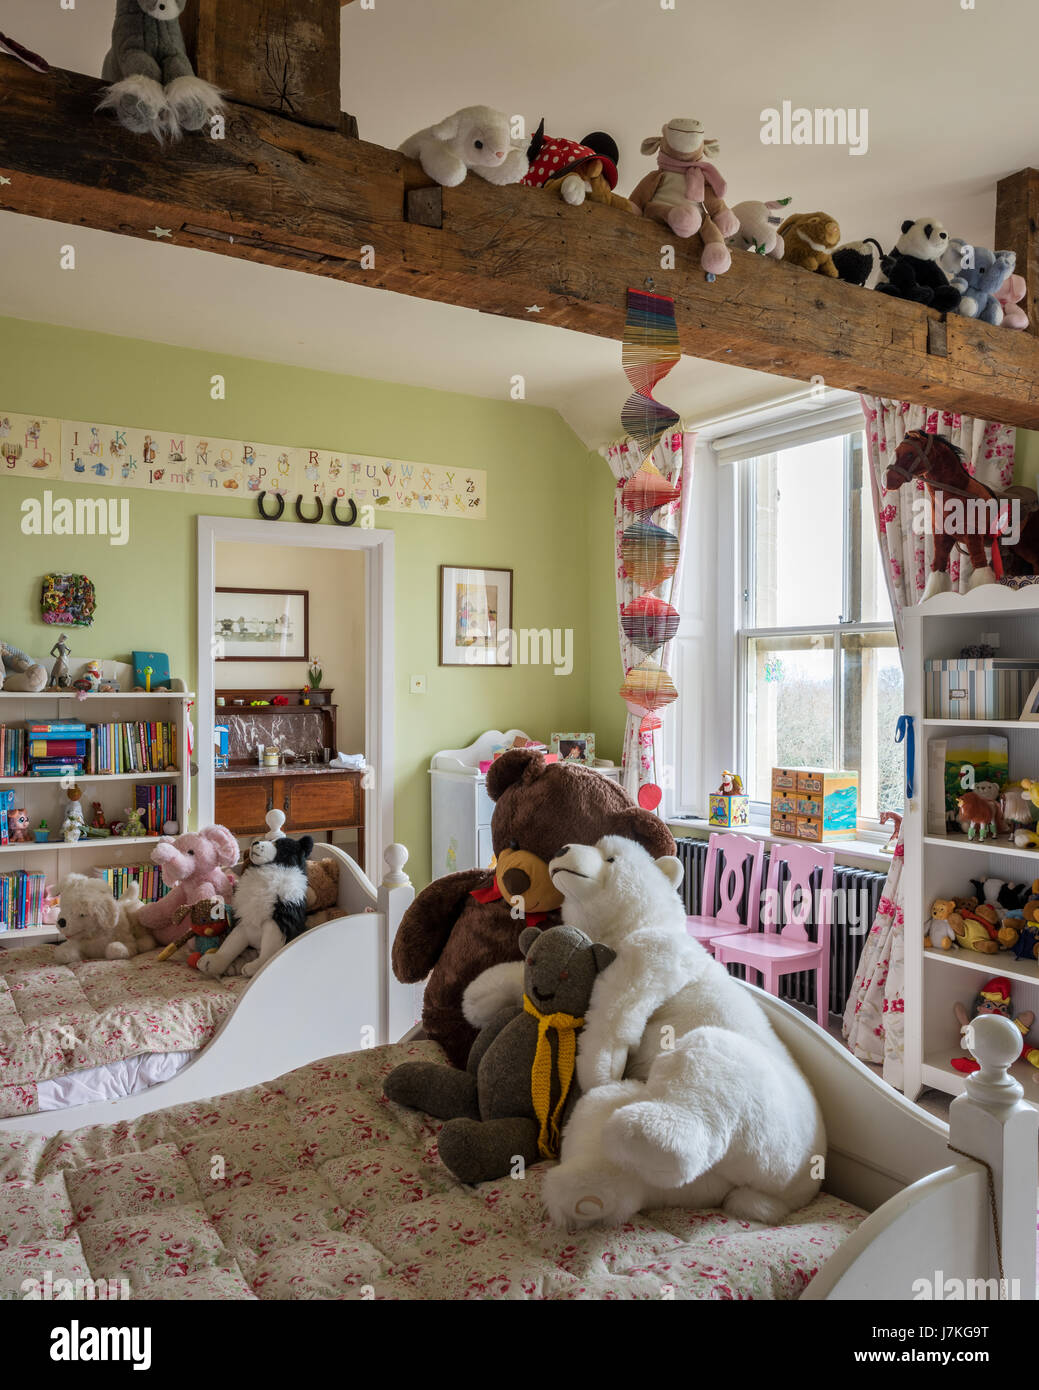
left=521, top=123, right=637, bottom=213
left=951, top=975, right=1039, bottom=1074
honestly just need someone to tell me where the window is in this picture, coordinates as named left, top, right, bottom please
left=738, top=427, right=902, bottom=825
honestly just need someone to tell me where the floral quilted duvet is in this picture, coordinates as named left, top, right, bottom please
left=0, top=1040, right=866, bottom=1300
left=0, top=945, right=248, bottom=1118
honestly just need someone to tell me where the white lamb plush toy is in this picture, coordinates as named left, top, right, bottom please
left=464, top=834, right=825, bottom=1230
left=399, top=106, right=529, bottom=188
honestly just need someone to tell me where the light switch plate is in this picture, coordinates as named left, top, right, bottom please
left=410, top=675, right=427, bottom=695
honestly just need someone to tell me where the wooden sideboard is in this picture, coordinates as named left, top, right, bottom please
left=215, top=768, right=364, bottom=870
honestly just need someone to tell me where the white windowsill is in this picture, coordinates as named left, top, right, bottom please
left=667, top=817, right=894, bottom=872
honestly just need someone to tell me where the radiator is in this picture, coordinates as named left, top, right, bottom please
left=675, top=839, right=887, bottom=1020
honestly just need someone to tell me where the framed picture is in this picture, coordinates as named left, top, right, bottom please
left=439, top=566, right=513, bottom=667
left=550, top=732, right=596, bottom=764
left=214, top=588, right=309, bottom=662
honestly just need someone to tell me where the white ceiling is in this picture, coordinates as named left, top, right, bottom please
left=2, top=0, right=1037, bottom=447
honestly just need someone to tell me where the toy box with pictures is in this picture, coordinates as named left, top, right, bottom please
left=770, top=767, right=858, bottom=840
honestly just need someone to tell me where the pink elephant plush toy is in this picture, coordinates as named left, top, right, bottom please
left=995, top=272, right=1029, bottom=330
left=135, top=825, right=240, bottom=944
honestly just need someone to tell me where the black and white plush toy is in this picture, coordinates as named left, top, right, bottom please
left=833, top=237, right=885, bottom=289
left=99, top=0, right=223, bottom=142
left=877, top=219, right=961, bottom=310
left=198, top=831, right=313, bottom=980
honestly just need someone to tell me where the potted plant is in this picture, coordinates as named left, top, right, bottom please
left=307, top=658, right=326, bottom=705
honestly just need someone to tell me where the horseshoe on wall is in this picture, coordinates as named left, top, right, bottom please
left=331, top=497, right=358, bottom=527
left=257, top=491, right=285, bottom=520
left=295, top=495, right=324, bottom=524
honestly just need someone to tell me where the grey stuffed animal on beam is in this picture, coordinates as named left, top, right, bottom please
left=99, top=0, right=223, bottom=142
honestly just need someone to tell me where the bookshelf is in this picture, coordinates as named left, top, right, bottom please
left=903, top=585, right=1039, bottom=1110
left=0, top=687, right=194, bottom=943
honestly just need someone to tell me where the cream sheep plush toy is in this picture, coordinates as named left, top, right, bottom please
left=465, top=834, right=825, bottom=1230
left=628, top=117, right=740, bottom=276
left=99, top=0, right=224, bottom=142
left=399, top=106, right=529, bottom=188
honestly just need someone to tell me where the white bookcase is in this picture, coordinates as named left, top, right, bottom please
left=0, top=687, right=194, bottom=945
left=903, top=586, right=1039, bottom=1108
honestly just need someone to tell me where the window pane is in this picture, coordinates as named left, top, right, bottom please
left=840, top=633, right=903, bottom=821
left=849, top=430, right=894, bottom=625
left=744, top=635, right=835, bottom=801
left=753, top=438, right=846, bottom=627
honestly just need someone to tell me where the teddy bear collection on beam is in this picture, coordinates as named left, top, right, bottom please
left=29, top=0, right=1011, bottom=327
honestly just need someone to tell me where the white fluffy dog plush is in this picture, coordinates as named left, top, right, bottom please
left=54, top=876, right=155, bottom=963
left=399, top=106, right=529, bottom=188
left=464, top=834, right=825, bottom=1230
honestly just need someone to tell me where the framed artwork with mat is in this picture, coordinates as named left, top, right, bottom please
left=439, top=566, right=512, bottom=667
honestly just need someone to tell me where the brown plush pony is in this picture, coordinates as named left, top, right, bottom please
left=391, top=749, right=675, bottom=1067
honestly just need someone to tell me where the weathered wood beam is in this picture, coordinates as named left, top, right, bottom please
left=995, top=168, right=1039, bottom=337
left=2, top=60, right=1038, bottom=428
left=179, top=0, right=342, bottom=129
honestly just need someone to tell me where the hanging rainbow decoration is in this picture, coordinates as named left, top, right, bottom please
left=617, top=289, right=684, bottom=810
left=621, top=289, right=681, bottom=453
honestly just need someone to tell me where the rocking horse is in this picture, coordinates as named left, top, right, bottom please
left=883, top=431, right=1039, bottom=601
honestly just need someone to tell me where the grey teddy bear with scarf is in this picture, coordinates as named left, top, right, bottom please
left=99, top=0, right=223, bottom=142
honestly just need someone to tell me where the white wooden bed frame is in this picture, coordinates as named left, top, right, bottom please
left=2, top=846, right=1035, bottom=1302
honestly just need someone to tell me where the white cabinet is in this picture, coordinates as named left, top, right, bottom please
left=430, top=729, right=620, bottom=878
left=903, top=586, right=1039, bottom=1107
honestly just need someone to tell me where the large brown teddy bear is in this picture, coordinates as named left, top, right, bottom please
left=392, top=749, right=675, bottom=1067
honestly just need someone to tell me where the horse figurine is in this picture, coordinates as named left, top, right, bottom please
left=883, top=430, right=1039, bottom=600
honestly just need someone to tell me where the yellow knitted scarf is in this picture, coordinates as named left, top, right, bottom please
left=523, top=994, right=584, bottom=1160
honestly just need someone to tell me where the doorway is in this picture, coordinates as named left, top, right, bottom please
left=196, top=516, right=395, bottom=879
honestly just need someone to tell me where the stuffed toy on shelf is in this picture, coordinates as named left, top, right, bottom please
left=833, top=237, right=885, bottom=288
left=876, top=218, right=962, bottom=310
left=726, top=199, right=791, bottom=259
left=99, top=0, right=224, bottom=143
left=0, top=641, right=46, bottom=692
left=951, top=976, right=1039, bottom=1074
left=521, top=123, right=637, bottom=213
left=628, top=117, right=739, bottom=276
left=399, top=106, right=528, bottom=187
left=939, top=242, right=1016, bottom=325
left=996, top=271, right=1029, bottom=329
left=385, top=924, right=615, bottom=1184
left=778, top=211, right=841, bottom=277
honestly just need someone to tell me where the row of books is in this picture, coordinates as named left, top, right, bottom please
left=96, top=863, right=170, bottom=904
left=0, top=721, right=179, bottom=777
left=0, top=871, right=47, bottom=930
left=134, top=784, right=178, bottom=836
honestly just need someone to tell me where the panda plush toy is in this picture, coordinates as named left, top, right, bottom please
left=197, top=830, right=313, bottom=979
left=877, top=219, right=962, bottom=310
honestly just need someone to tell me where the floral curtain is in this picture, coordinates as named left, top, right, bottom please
left=843, top=399, right=1015, bottom=1088
left=604, top=429, right=696, bottom=800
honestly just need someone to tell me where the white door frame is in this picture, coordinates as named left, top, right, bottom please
left=196, top=516, right=394, bottom=879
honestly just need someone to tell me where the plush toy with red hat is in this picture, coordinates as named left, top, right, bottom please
left=522, top=122, right=637, bottom=213
left=951, top=975, right=1039, bottom=1074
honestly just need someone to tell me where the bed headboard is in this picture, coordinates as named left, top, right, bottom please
left=754, top=987, right=952, bottom=1211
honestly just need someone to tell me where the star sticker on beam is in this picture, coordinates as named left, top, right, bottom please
left=0, top=176, right=11, bottom=186
left=525, top=304, right=543, bottom=314
left=149, top=226, right=173, bottom=240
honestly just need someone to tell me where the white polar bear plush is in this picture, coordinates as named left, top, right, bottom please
left=399, top=106, right=529, bottom=188
left=463, top=834, right=825, bottom=1230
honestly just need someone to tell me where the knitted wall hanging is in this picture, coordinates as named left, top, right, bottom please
left=41, top=573, right=96, bottom=627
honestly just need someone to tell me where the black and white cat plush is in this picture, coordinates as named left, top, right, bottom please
left=198, top=831, right=313, bottom=980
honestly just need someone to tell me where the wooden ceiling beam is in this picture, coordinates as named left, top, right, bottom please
left=995, top=168, right=1039, bottom=338
left=2, top=60, right=1039, bottom=428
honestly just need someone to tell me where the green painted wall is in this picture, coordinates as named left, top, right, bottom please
left=0, top=317, right=613, bottom=888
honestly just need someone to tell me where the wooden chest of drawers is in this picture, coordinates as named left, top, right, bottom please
left=215, top=770, right=365, bottom=869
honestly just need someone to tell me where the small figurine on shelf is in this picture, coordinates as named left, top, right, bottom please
left=122, top=806, right=148, bottom=838
left=91, top=802, right=106, bottom=830
left=300, top=688, right=311, bottom=706
left=142, top=665, right=153, bottom=693
left=9, top=809, right=32, bottom=843
left=709, top=771, right=749, bottom=828
left=61, top=787, right=86, bottom=843
left=49, top=633, right=72, bottom=689
left=951, top=976, right=1039, bottom=1074
left=34, top=819, right=50, bottom=844
left=956, top=790, right=999, bottom=842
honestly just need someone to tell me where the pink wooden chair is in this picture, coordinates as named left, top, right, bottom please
left=712, top=841, right=835, bottom=1028
left=685, top=833, right=765, bottom=955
